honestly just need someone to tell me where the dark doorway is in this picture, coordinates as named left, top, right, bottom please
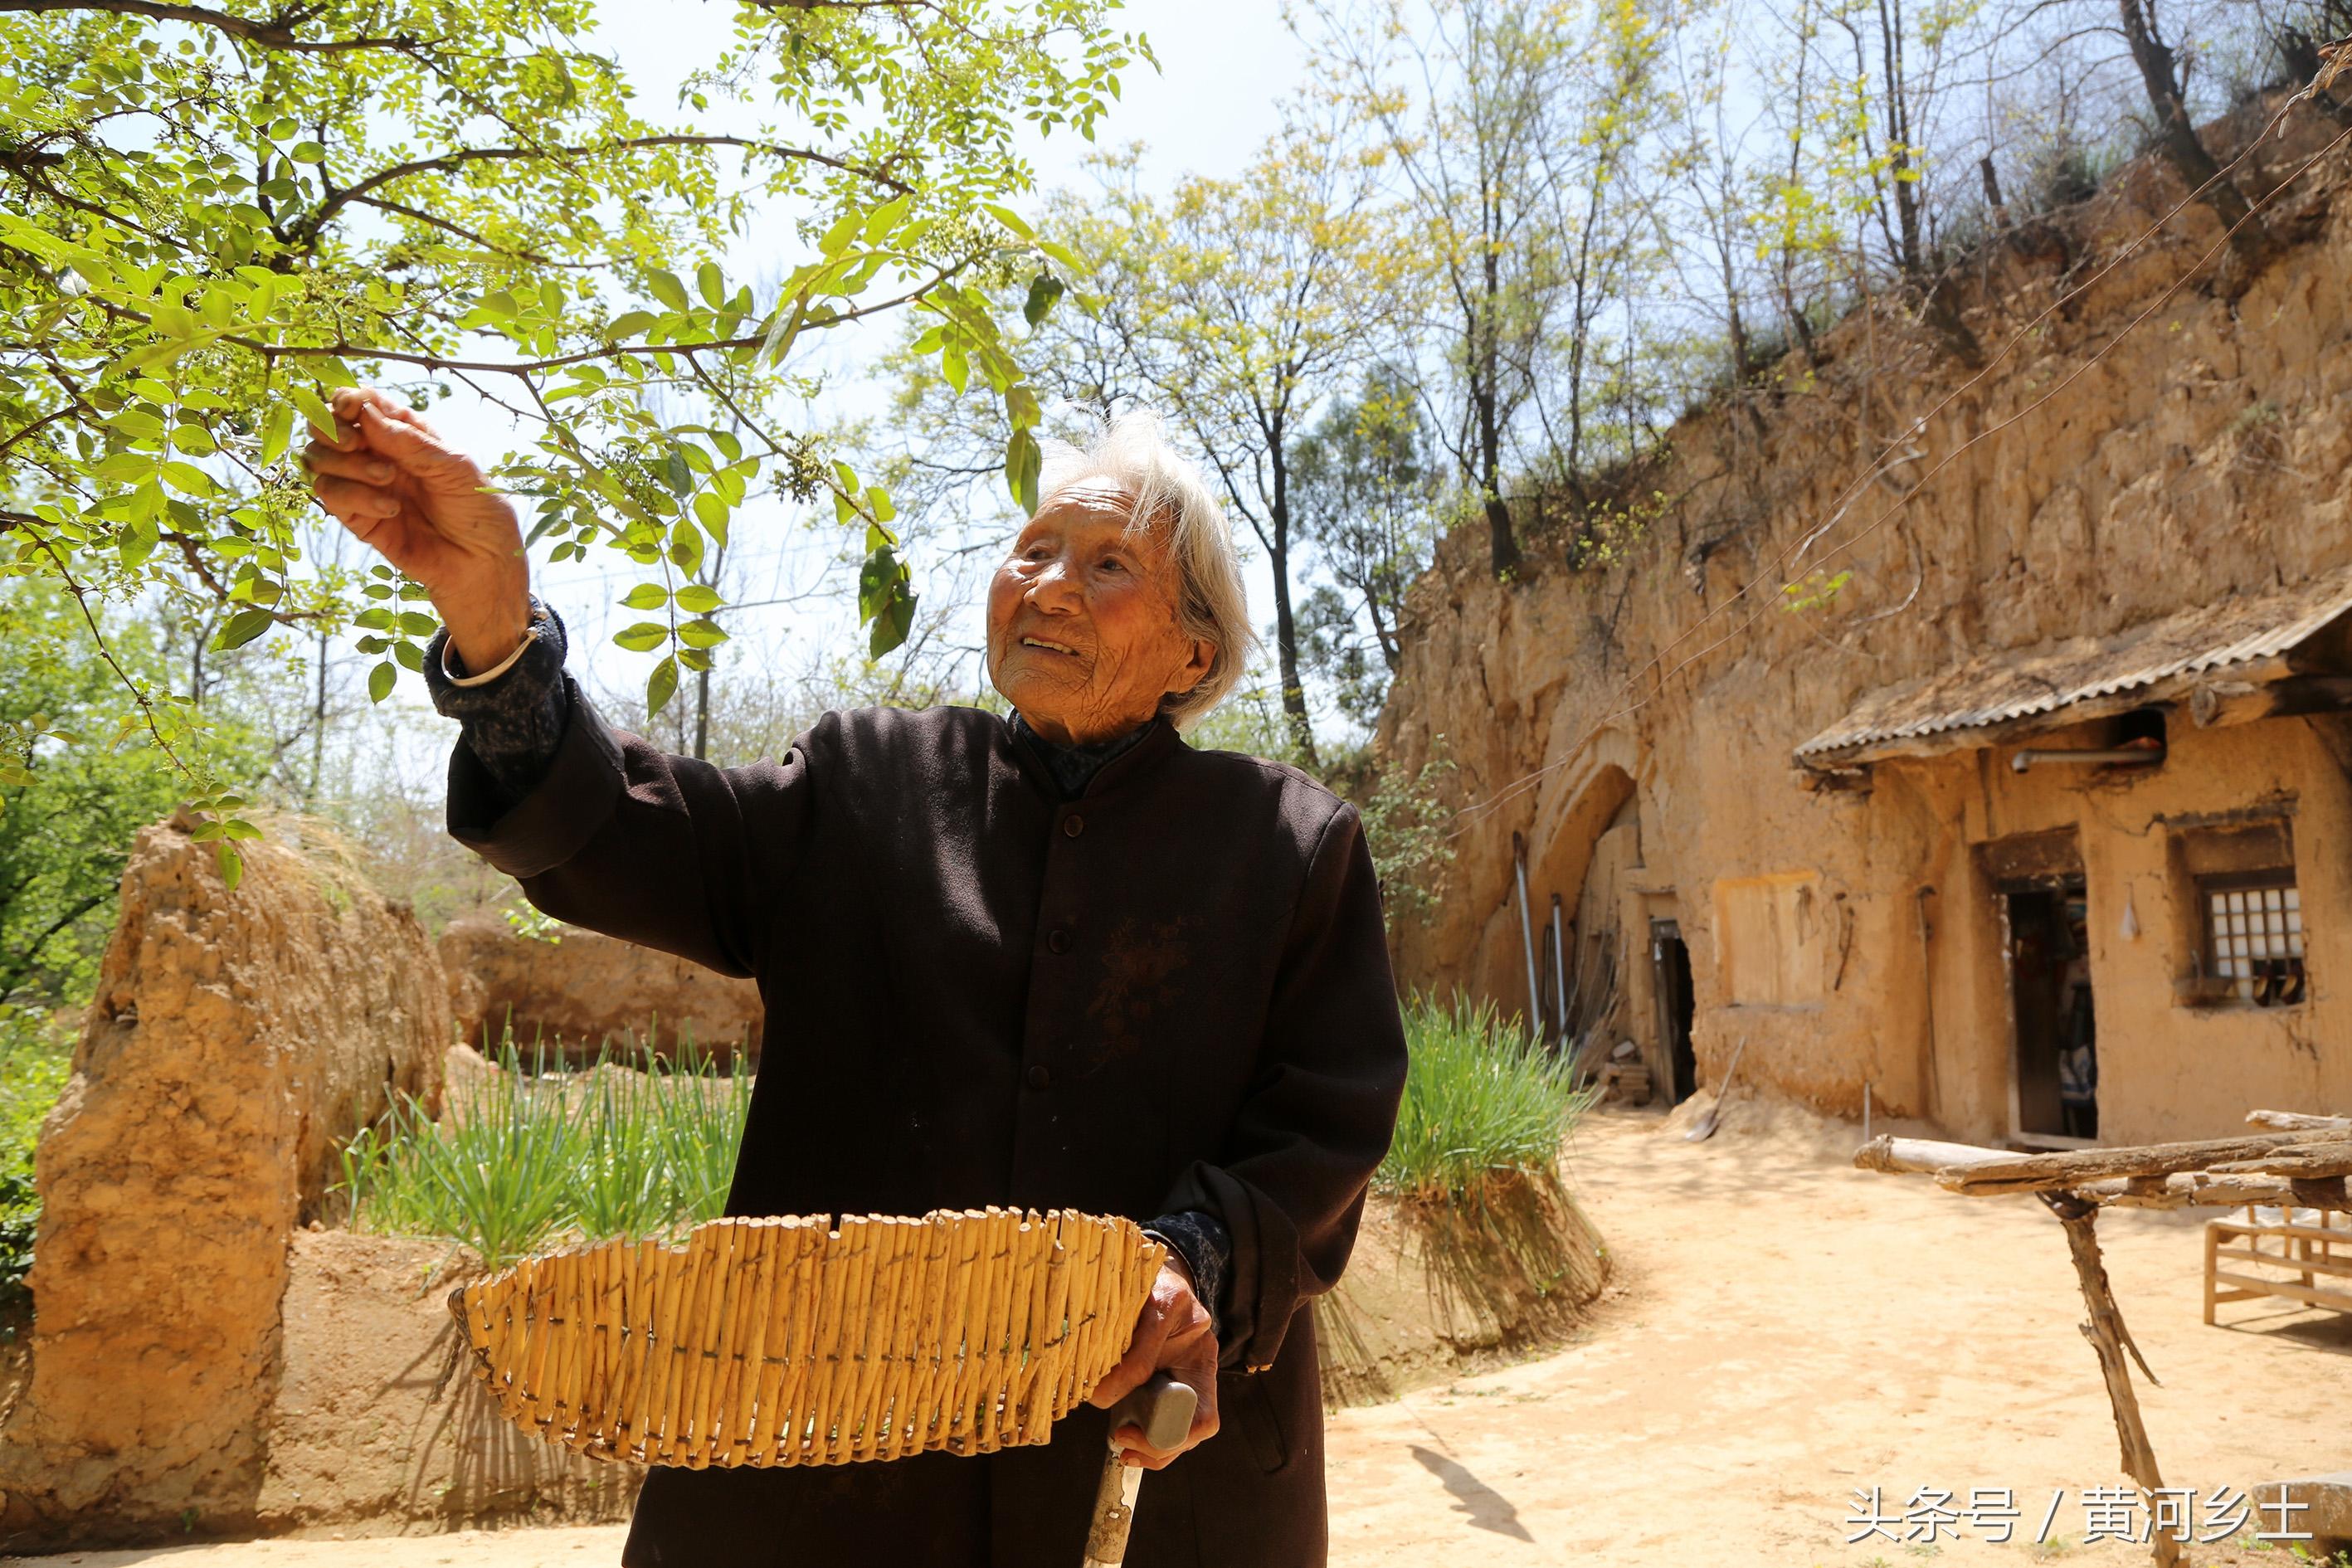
left=2004, top=878, right=2097, bottom=1140
left=1650, top=920, right=1698, bottom=1105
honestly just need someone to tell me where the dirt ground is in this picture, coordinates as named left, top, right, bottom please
left=12, top=1093, right=2349, bottom=1566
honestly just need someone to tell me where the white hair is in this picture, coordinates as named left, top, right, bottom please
left=1034, top=410, right=1257, bottom=728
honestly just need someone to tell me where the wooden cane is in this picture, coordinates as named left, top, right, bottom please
left=1081, top=1374, right=1198, bottom=1568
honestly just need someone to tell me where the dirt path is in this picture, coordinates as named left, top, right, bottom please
left=16, top=1096, right=2349, bottom=1566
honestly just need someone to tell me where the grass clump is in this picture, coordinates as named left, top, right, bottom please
left=338, top=1033, right=752, bottom=1269
left=1376, top=992, right=1597, bottom=1205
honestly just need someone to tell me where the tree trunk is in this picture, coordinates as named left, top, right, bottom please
left=1264, top=436, right=1317, bottom=768
left=1478, top=191, right=1521, bottom=579
left=2117, top=0, right=2273, bottom=292
left=1269, top=540, right=1317, bottom=767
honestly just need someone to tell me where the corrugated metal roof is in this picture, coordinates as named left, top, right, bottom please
left=1794, top=573, right=2352, bottom=762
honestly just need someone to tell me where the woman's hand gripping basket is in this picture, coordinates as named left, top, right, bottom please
left=447, top=1207, right=1165, bottom=1468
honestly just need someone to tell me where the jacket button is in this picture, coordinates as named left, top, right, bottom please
left=1062, top=814, right=1084, bottom=838
left=1047, top=927, right=1072, bottom=954
left=1026, top=1064, right=1053, bottom=1091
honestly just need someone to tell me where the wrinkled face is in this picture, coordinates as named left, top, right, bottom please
left=986, top=478, right=1214, bottom=747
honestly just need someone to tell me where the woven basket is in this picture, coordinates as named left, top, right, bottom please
left=447, top=1207, right=1164, bottom=1468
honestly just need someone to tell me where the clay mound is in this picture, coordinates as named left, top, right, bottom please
left=0, top=817, right=450, bottom=1547
left=439, top=914, right=762, bottom=1065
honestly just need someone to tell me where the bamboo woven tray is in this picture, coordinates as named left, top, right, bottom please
left=447, top=1207, right=1164, bottom=1468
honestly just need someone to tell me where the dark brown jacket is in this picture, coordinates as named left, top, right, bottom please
left=447, top=690, right=1408, bottom=1568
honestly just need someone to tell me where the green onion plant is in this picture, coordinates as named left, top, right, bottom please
left=338, top=1027, right=753, bottom=1269
left=1376, top=992, right=1599, bottom=1205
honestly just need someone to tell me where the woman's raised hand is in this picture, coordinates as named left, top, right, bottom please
left=304, top=387, right=533, bottom=672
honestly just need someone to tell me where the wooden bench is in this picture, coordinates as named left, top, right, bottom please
left=2204, top=1206, right=2352, bottom=1323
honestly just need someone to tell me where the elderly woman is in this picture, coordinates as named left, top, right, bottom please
left=306, top=387, right=1408, bottom=1568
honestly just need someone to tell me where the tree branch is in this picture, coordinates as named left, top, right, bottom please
left=0, top=0, right=425, bottom=54
left=303, top=133, right=908, bottom=237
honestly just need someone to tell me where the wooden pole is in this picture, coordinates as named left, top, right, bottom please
left=2039, top=1192, right=2182, bottom=1568
left=2245, top=1109, right=2352, bottom=1132
left=1936, top=1132, right=2339, bottom=1195
left=1852, top=1134, right=2012, bottom=1174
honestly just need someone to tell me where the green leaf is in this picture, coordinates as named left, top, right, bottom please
left=676, top=617, right=728, bottom=650
left=605, top=309, right=656, bottom=341
left=119, top=514, right=160, bottom=570
left=675, top=583, right=723, bottom=614
left=697, top=261, right=725, bottom=309
left=291, top=385, right=335, bottom=440
left=983, top=203, right=1035, bottom=242
left=667, top=522, right=704, bottom=575
left=260, top=403, right=294, bottom=465
left=160, top=460, right=217, bottom=498
left=621, top=582, right=670, bottom=611
left=645, top=655, right=679, bottom=720
left=869, top=591, right=915, bottom=659
left=392, top=639, right=425, bottom=672
left=1006, top=426, right=1043, bottom=514
left=290, top=139, right=325, bottom=163
left=613, top=621, right=670, bottom=652
left=215, top=607, right=274, bottom=650
left=217, top=842, right=243, bottom=893
left=818, top=211, right=862, bottom=258
left=396, top=611, right=439, bottom=637
left=648, top=270, right=690, bottom=313
left=693, top=490, right=731, bottom=543
left=1023, top=273, right=1065, bottom=328
left=861, top=193, right=913, bottom=246
left=368, top=660, right=397, bottom=703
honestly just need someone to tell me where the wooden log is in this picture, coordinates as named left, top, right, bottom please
left=1852, top=1135, right=2015, bottom=1175
left=2078, top=1172, right=2352, bottom=1210
left=1935, top=1133, right=2337, bottom=1195
left=2246, top=1108, right=2352, bottom=1132
left=2205, top=1141, right=2352, bottom=1178
left=2043, top=1194, right=2183, bottom=1568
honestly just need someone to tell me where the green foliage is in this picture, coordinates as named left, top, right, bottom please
left=1376, top=992, right=1597, bottom=1205
left=338, top=1035, right=752, bottom=1269
left=0, top=0, right=1138, bottom=782
left=0, top=581, right=261, bottom=1005
left=1360, top=737, right=1457, bottom=922
left=503, top=903, right=566, bottom=945
left=1293, top=369, right=1439, bottom=726
left=1779, top=567, right=1853, bottom=613
left=0, top=1007, right=73, bottom=1307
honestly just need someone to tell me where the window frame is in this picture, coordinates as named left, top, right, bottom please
left=2196, top=868, right=2307, bottom=1009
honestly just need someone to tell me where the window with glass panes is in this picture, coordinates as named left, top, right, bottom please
left=2201, top=871, right=2306, bottom=1006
